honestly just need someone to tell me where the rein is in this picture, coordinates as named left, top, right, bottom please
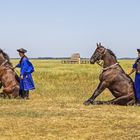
left=102, top=63, right=119, bottom=71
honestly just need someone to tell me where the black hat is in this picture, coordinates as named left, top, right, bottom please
left=17, top=48, right=27, bottom=53
left=137, top=49, right=140, bottom=53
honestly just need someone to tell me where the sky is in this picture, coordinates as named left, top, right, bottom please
left=0, top=0, right=140, bottom=58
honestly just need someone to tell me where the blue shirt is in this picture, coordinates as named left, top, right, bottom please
left=16, top=57, right=35, bottom=91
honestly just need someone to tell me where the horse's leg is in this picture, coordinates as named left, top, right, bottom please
left=12, top=86, right=20, bottom=98
left=3, top=85, right=19, bottom=99
left=0, top=92, right=6, bottom=98
left=108, top=94, right=134, bottom=105
left=7, top=94, right=11, bottom=99
left=1, top=92, right=7, bottom=99
left=0, top=82, right=2, bottom=89
left=83, top=81, right=107, bottom=105
left=93, top=94, right=134, bottom=106
left=3, top=87, right=14, bottom=99
left=127, top=99, right=135, bottom=106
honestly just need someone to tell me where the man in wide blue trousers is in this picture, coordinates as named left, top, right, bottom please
left=128, top=49, right=140, bottom=105
left=15, top=48, right=35, bottom=99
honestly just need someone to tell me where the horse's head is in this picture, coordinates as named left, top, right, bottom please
left=90, top=43, right=106, bottom=64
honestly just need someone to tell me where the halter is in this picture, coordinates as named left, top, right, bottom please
left=95, top=49, right=119, bottom=71
left=96, top=49, right=107, bottom=67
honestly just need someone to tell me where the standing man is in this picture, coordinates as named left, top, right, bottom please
left=15, top=48, right=35, bottom=99
left=128, top=49, right=140, bottom=105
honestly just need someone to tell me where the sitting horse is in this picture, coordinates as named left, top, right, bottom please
left=0, top=49, right=20, bottom=98
left=84, top=43, right=135, bottom=106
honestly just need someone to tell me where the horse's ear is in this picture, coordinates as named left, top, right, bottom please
left=99, top=42, right=101, bottom=46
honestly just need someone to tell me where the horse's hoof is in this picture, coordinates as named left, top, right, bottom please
left=136, top=103, right=140, bottom=106
left=83, top=99, right=93, bottom=106
left=91, top=101, right=102, bottom=105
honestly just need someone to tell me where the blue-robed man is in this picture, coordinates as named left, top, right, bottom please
left=128, top=49, right=140, bottom=105
left=15, top=48, right=35, bottom=99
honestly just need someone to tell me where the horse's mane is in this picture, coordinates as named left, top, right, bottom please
left=107, top=49, right=117, bottom=59
left=0, top=49, right=12, bottom=66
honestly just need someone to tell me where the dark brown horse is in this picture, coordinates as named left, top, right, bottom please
left=84, top=43, right=135, bottom=106
left=0, top=49, right=20, bottom=98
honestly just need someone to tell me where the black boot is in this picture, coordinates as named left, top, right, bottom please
left=136, top=99, right=140, bottom=106
left=19, top=90, right=24, bottom=99
left=25, top=91, right=29, bottom=100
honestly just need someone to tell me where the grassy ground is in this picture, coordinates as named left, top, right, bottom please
left=0, top=60, right=140, bottom=140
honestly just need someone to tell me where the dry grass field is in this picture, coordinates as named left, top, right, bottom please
left=0, top=60, right=140, bottom=140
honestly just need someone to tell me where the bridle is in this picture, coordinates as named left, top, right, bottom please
left=93, top=48, right=119, bottom=71
left=94, top=48, right=107, bottom=67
